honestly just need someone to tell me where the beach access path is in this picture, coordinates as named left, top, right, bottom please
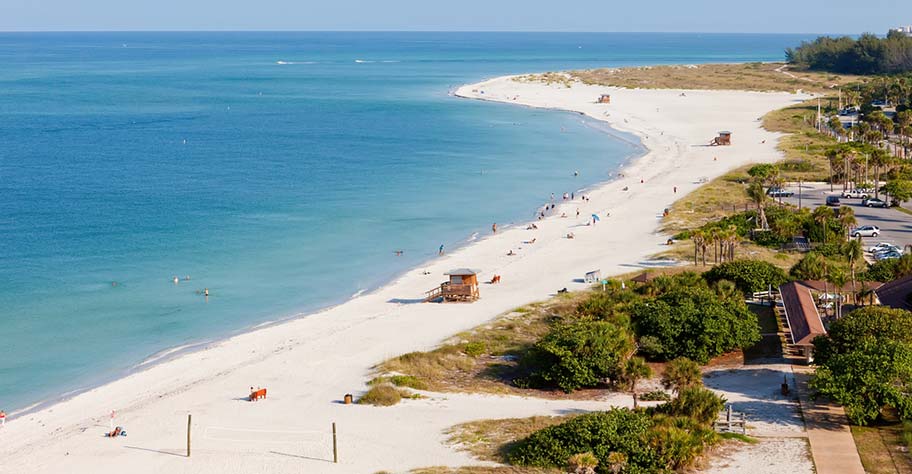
left=0, top=75, right=809, bottom=474
left=794, top=367, right=866, bottom=474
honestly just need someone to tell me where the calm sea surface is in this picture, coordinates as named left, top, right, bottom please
left=0, top=32, right=815, bottom=412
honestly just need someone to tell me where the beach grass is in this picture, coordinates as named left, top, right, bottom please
left=663, top=97, right=838, bottom=237
left=762, top=99, right=835, bottom=182
left=566, top=63, right=861, bottom=94
left=375, top=296, right=589, bottom=397
left=358, top=384, right=407, bottom=406
left=445, top=416, right=571, bottom=463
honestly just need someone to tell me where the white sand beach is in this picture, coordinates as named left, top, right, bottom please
left=0, top=75, right=810, bottom=474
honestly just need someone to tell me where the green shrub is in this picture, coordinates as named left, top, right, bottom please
left=507, top=409, right=655, bottom=470
left=518, top=320, right=633, bottom=393
left=567, top=452, right=598, bottom=472
left=639, top=390, right=672, bottom=402
left=654, top=387, right=726, bottom=425
left=812, top=307, right=912, bottom=425
left=630, top=286, right=760, bottom=363
left=357, top=384, right=403, bottom=406
left=387, top=375, right=428, bottom=390
left=508, top=405, right=719, bottom=472
left=463, top=341, right=487, bottom=357
left=661, top=358, right=703, bottom=393
left=861, top=258, right=900, bottom=282
left=703, top=259, right=789, bottom=295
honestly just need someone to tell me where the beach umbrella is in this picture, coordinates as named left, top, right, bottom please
left=591, top=214, right=600, bottom=222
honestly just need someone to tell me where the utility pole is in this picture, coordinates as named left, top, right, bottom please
left=817, top=98, right=822, bottom=131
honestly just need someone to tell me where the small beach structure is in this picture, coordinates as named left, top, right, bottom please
left=630, top=271, right=656, bottom=285
left=424, top=268, right=481, bottom=303
left=778, top=281, right=826, bottom=362
left=710, top=131, right=732, bottom=146
left=777, top=280, right=883, bottom=362
left=597, top=94, right=611, bottom=104
left=585, top=270, right=602, bottom=284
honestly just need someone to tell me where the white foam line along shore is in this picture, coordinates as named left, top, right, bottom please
left=0, top=74, right=810, bottom=473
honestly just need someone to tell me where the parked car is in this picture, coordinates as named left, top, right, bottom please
left=825, top=195, right=841, bottom=207
left=851, top=225, right=881, bottom=238
left=876, top=250, right=902, bottom=261
left=842, top=189, right=873, bottom=199
left=862, top=197, right=889, bottom=208
left=869, top=243, right=901, bottom=254
left=766, top=187, right=794, bottom=198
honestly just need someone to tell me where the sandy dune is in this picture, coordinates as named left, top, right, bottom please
left=0, top=76, right=809, bottom=473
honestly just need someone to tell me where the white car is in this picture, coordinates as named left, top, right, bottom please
left=869, top=243, right=901, bottom=254
left=851, top=225, right=880, bottom=238
left=842, top=189, right=874, bottom=199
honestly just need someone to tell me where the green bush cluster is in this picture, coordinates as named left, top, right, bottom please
left=508, top=387, right=724, bottom=473
left=703, top=260, right=789, bottom=295
left=630, top=284, right=760, bottom=363
left=787, top=32, right=912, bottom=74
left=518, top=320, right=634, bottom=393
left=812, top=307, right=912, bottom=425
left=639, top=390, right=672, bottom=402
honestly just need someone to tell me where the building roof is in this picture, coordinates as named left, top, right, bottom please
left=798, top=280, right=883, bottom=294
left=779, top=281, right=826, bottom=346
left=875, top=274, right=912, bottom=311
left=630, top=272, right=656, bottom=284
left=445, top=268, right=479, bottom=276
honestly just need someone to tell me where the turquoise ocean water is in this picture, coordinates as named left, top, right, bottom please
left=0, top=32, right=814, bottom=412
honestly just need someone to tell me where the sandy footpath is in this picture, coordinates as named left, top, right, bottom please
left=0, top=75, right=809, bottom=474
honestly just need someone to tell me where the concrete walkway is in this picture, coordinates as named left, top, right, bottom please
left=793, top=367, right=866, bottom=474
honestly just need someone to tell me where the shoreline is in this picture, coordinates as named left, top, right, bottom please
left=0, top=74, right=810, bottom=474
left=3, top=107, right=645, bottom=421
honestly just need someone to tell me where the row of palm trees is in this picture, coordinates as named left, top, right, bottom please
left=689, top=226, right=739, bottom=267
left=824, top=143, right=896, bottom=196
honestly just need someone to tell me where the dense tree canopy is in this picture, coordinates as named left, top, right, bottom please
left=519, top=320, right=634, bottom=393
left=630, top=285, right=760, bottom=363
left=812, top=307, right=912, bottom=425
left=787, top=32, right=912, bottom=74
left=703, top=260, right=790, bottom=295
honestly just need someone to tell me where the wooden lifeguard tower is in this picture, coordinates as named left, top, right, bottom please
left=711, top=131, right=732, bottom=146
left=597, top=94, right=611, bottom=104
left=424, top=269, right=480, bottom=303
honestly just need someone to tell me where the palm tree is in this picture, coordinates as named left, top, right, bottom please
left=726, top=225, right=739, bottom=261
left=827, top=269, right=848, bottom=319
left=845, top=239, right=863, bottom=305
left=621, top=357, right=652, bottom=409
left=711, top=228, right=721, bottom=263
left=837, top=206, right=857, bottom=241
left=870, top=148, right=893, bottom=198
left=713, top=280, right=740, bottom=301
left=690, top=231, right=705, bottom=266
left=747, top=181, right=769, bottom=230
left=812, top=206, right=833, bottom=244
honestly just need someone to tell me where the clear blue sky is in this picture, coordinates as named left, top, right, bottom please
left=1, top=0, right=910, bottom=34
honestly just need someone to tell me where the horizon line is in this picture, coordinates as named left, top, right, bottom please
left=0, top=28, right=863, bottom=36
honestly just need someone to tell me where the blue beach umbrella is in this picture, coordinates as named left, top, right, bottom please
left=591, top=214, right=600, bottom=222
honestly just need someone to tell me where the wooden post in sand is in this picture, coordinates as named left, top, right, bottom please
left=187, top=414, right=192, bottom=458
left=332, top=422, right=338, bottom=463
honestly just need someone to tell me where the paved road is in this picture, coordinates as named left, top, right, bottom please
left=774, top=182, right=912, bottom=252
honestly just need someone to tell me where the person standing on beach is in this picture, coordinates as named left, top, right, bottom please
left=674, top=186, right=677, bottom=194
left=438, top=244, right=444, bottom=256
left=0, top=410, right=6, bottom=427
left=492, top=223, right=497, bottom=234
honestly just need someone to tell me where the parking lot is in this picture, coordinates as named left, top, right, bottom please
left=775, top=182, right=912, bottom=255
